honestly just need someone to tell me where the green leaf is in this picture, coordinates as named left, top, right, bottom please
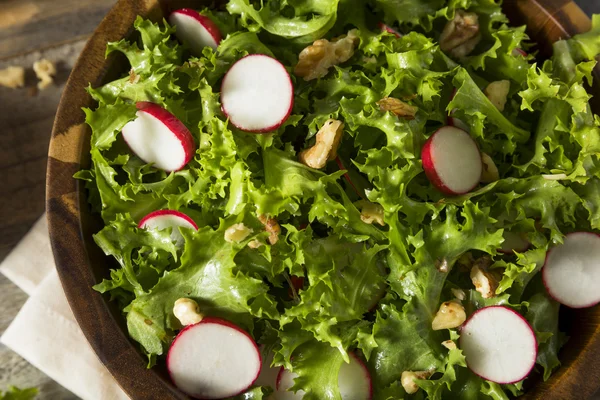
left=0, top=387, right=38, bottom=400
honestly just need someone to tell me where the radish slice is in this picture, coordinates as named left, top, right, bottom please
left=542, top=232, right=600, bottom=308
left=460, top=306, right=537, bottom=384
left=255, top=346, right=280, bottom=389
left=499, top=232, right=530, bottom=254
left=169, top=9, right=222, bottom=52
left=121, top=102, right=195, bottom=172
left=421, top=126, right=482, bottom=195
left=512, top=48, right=528, bottom=57
left=275, top=353, right=372, bottom=400
left=138, top=210, right=198, bottom=247
left=167, top=318, right=261, bottom=399
left=447, top=116, right=471, bottom=133
left=377, top=22, right=402, bottom=38
left=221, top=54, right=294, bottom=133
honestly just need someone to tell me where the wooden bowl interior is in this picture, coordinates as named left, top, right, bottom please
left=46, top=0, right=600, bottom=398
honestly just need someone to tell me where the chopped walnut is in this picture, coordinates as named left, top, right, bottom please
left=173, top=298, right=203, bottom=326
left=0, top=66, right=25, bottom=89
left=247, top=239, right=263, bottom=249
left=33, top=59, right=56, bottom=90
left=439, top=11, right=481, bottom=58
left=470, top=262, right=499, bottom=299
left=129, top=68, right=140, bottom=84
left=258, top=215, right=281, bottom=245
left=485, top=80, right=510, bottom=112
left=357, top=200, right=385, bottom=226
left=294, top=30, right=359, bottom=81
left=376, top=97, right=418, bottom=120
left=442, top=340, right=457, bottom=350
left=435, top=259, right=449, bottom=273
left=432, top=301, right=466, bottom=330
left=480, top=153, right=499, bottom=183
left=224, top=223, right=253, bottom=243
left=401, top=370, right=433, bottom=394
left=451, top=288, right=466, bottom=301
left=298, top=119, right=344, bottom=169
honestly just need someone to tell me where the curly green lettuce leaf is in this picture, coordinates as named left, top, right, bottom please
left=0, top=387, right=37, bottom=400
left=280, top=237, right=387, bottom=357
left=226, top=0, right=339, bottom=43
left=126, top=215, right=279, bottom=358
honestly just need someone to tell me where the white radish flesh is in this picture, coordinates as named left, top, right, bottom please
left=169, top=9, right=221, bottom=53
left=460, top=306, right=537, bottom=384
left=138, top=210, right=198, bottom=247
left=167, top=318, right=261, bottom=399
left=221, top=55, right=294, bottom=133
left=275, top=353, right=372, bottom=400
left=121, top=102, right=195, bottom=172
left=499, top=231, right=530, bottom=254
left=421, top=126, right=482, bottom=195
left=543, top=232, right=600, bottom=308
left=255, top=346, right=280, bottom=389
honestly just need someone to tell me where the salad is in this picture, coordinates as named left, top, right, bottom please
left=77, top=0, right=600, bottom=399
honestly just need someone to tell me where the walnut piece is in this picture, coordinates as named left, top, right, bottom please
left=376, top=97, right=418, bottom=119
left=247, top=239, right=263, bottom=249
left=224, top=223, right=253, bottom=243
left=439, top=11, right=481, bottom=58
left=470, top=262, right=499, bottom=299
left=0, top=66, right=25, bottom=89
left=401, top=370, right=433, bottom=394
left=451, top=288, right=466, bottom=301
left=480, top=152, right=499, bottom=183
left=485, top=80, right=510, bottom=111
left=442, top=340, right=457, bottom=350
left=431, top=301, right=467, bottom=330
left=258, top=215, right=281, bottom=245
left=357, top=200, right=385, bottom=226
left=33, top=59, right=56, bottom=90
left=173, top=298, right=203, bottom=326
left=298, top=119, right=344, bottom=169
left=294, top=30, right=359, bottom=81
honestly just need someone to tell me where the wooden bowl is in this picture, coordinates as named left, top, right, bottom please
left=46, top=0, right=600, bottom=398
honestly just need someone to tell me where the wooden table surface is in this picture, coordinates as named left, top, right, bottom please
left=0, top=0, right=599, bottom=398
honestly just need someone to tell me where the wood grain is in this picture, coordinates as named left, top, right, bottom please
left=0, top=0, right=116, bottom=60
left=0, top=0, right=598, bottom=399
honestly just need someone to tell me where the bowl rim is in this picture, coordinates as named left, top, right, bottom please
left=46, top=0, right=600, bottom=399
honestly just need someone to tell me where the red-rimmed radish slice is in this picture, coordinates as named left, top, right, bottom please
left=167, top=317, right=261, bottom=399
left=221, top=54, right=294, bottom=133
left=138, top=210, right=198, bottom=247
left=447, top=116, right=471, bottom=133
left=169, top=8, right=222, bottom=52
left=421, top=126, right=482, bottom=195
left=499, top=232, right=530, bottom=254
left=512, top=48, right=528, bottom=57
left=275, top=353, right=372, bottom=400
left=460, top=306, right=537, bottom=384
left=377, top=22, right=402, bottom=38
left=122, top=102, right=195, bottom=171
left=287, top=275, right=305, bottom=299
left=542, top=232, right=600, bottom=308
left=255, top=346, right=280, bottom=389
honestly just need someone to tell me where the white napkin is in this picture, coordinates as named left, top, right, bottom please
left=0, top=215, right=130, bottom=400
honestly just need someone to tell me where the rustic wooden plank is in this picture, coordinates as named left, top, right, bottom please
left=0, top=40, right=87, bottom=263
left=0, top=0, right=117, bottom=60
